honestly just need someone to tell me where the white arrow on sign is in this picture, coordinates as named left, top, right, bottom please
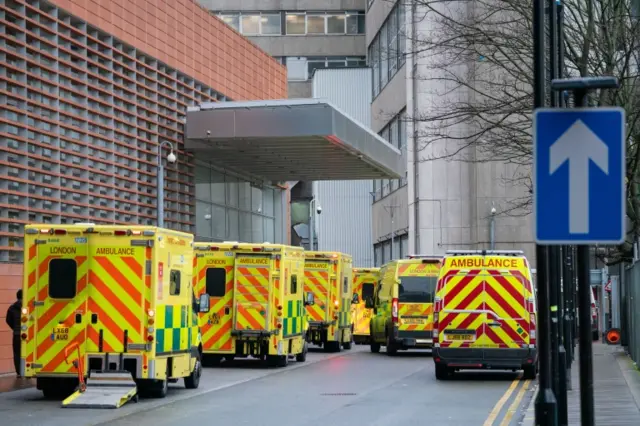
left=549, top=119, right=609, bottom=234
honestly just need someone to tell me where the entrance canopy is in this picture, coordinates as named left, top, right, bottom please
left=185, top=99, right=404, bottom=182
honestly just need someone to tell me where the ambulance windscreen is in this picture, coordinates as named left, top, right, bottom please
left=398, top=276, right=437, bottom=303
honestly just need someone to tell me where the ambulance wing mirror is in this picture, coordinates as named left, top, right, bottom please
left=351, top=293, right=359, bottom=304
left=198, top=294, right=210, bottom=313
left=304, top=292, right=315, bottom=306
left=364, top=297, right=374, bottom=309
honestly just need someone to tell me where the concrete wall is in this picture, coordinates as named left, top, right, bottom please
left=0, top=264, right=21, bottom=375
left=288, top=81, right=313, bottom=98
left=407, top=2, right=535, bottom=264
left=365, top=0, right=396, bottom=47
left=250, top=36, right=366, bottom=57
left=371, top=64, right=407, bottom=132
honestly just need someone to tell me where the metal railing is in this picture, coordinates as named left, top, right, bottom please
left=623, top=262, right=640, bottom=365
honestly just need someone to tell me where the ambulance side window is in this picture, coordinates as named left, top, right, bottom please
left=291, top=275, right=298, bottom=294
left=49, top=258, right=77, bottom=299
left=206, top=268, right=226, bottom=297
left=169, top=270, right=181, bottom=295
left=343, top=277, right=348, bottom=293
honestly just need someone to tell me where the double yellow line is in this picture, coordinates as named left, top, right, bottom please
left=483, top=377, right=531, bottom=426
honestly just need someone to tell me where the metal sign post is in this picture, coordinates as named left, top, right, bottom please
left=543, top=76, right=623, bottom=426
left=533, top=0, right=558, bottom=423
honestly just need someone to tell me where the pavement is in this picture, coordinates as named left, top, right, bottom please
left=0, top=345, right=536, bottom=426
left=0, top=374, right=35, bottom=393
left=519, top=342, right=640, bottom=425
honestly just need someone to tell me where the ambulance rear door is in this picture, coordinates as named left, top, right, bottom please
left=31, top=229, right=89, bottom=374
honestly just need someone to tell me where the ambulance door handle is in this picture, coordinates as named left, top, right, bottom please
left=224, top=307, right=230, bottom=315
left=75, top=313, right=82, bottom=324
left=488, top=322, right=501, bottom=327
left=91, top=314, right=98, bottom=324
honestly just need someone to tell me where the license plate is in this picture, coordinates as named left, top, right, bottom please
left=446, top=333, right=475, bottom=341
left=402, top=318, right=425, bottom=325
left=53, top=326, right=69, bottom=341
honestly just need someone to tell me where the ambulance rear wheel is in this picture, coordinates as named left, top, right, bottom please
left=148, top=378, right=168, bottom=398
left=296, top=343, right=308, bottom=362
left=435, top=364, right=451, bottom=380
left=522, top=364, right=537, bottom=380
left=386, top=335, right=398, bottom=356
left=370, top=341, right=381, bottom=353
left=184, top=359, right=202, bottom=389
left=325, top=341, right=341, bottom=352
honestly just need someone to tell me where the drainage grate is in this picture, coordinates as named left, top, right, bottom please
left=320, top=393, right=357, bottom=396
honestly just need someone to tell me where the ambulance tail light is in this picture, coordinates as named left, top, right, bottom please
left=209, top=246, right=220, bottom=251
left=41, top=229, right=66, bottom=235
left=391, top=298, right=398, bottom=323
left=114, top=230, right=128, bottom=236
left=433, top=311, right=439, bottom=342
left=253, top=247, right=264, bottom=252
left=147, top=335, right=154, bottom=342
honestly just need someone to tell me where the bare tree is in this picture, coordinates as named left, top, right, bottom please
left=407, top=0, right=640, bottom=263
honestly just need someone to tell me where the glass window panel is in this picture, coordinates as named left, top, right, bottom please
left=226, top=175, right=239, bottom=207
left=252, top=214, right=264, bottom=242
left=241, top=14, right=260, bottom=35
left=196, top=201, right=212, bottom=238
left=399, top=111, right=407, bottom=152
left=227, top=208, right=239, bottom=241
left=388, top=8, right=398, bottom=77
left=398, top=4, right=406, bottom=65
left=210, top=169, right=225, bottom=205
left=380, top=25, right=388, bottom=87
left=346, top=13, right=359, bottom=34
left=238, top=181, right=251, bottom=210
left=264, top=217, right=275, bottom=243
left=382, top=242, right=390, bottom=263
left=327, top=15, right=345, bottom=34
left=239, top=212, right=252, bottom=242
left=220, top=14, right=239, bottom=31
left=261, top=14, right=281, bottom=34
left=358, top=13, right=366, bottom=34
left=371, top=38, right=380, bottom=96
left=211, top=204, right=226, bottom=239
left=286, top=14, right=305, bottom=34
left=392, top=238, right=400, bottom=260
left=195, top=165, right=210, bottom=201
left=251, top=185, right=262, bottom=213
left=263, top=187, right=275, bottom=217
left=374, top=244, right=382, bottom=266
left=306, top=14, right=325, bottom=34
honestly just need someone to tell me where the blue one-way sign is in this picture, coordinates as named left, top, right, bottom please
left=534, top=108, right=626, bottom=245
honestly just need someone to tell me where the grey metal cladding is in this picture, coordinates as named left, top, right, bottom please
left=185, top=99, right=403, bottom=181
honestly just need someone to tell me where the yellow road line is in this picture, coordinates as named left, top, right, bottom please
left=483, top=378, right=521, bottom=426
left=499, top=379, right=531, bottom=426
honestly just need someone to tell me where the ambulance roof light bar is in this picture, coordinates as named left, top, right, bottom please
left=407, top=254, right=442, bottom=259
left=445, top=249, right=524, bottom=256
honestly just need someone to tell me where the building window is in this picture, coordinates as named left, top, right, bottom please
left=241, top=14, right=261, bottom=35
left=373, top=109, right=408, bottom=201
left=369, top=2, right=406, bottom=98
left=261, top=14, right=281, bottom=34
left=286, top=13, right=306, bottom=34
left=306, top=14, right=325, bottom=34
left=284, top=11, right=365, bottom=35
left=219, top=12, right=282, bottom=35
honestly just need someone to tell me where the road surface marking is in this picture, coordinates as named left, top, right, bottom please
left=482, top=378, right=521, bottom=426
left=499, top=379, right=531, bottom=426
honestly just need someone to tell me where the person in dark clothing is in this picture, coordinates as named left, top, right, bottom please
left=5, top=289, right=22, bottom=377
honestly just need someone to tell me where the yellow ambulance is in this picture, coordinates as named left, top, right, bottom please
left=366, top=255, right=442, bottom=355
left=351, top=268, right=379, bottom=344
left=21, top=224, right=203, bottom=407
left=193, top=242, right=309, bottom=367
left=432, top=250, right=537, bottom=380
left=304, top=252, right=354, bottom=352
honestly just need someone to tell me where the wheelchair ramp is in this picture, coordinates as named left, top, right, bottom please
left=62, top=371, right=137, bottom=409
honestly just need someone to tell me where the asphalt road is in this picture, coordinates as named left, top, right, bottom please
left=0, top=346, right=535, bottom=426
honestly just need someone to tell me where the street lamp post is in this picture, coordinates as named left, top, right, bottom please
left=157, top=141, right=177, bottom=228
